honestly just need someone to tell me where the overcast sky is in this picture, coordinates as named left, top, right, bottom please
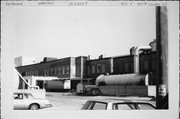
left=14, top=6, right=156, bottom=62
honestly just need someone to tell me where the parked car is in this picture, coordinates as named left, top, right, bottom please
left=81, top=99, right=156, bottom=110
left=13, top=92, right=52, bottom=110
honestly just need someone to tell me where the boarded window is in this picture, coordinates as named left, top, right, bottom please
left=76, top=65, right=80, bottom=75
left=97, top=64, right=101, bottom=73
left=46, top=69, right=48, bottom=75
left=125, top=63, right=129, bottom=73
left=66, top=66, right=70, bottom=74
left=152, top=60, right=156, bottom=70
left=144, top=61, right=149, bottom=71
left=88, top=66, right=91, bottom=75
left=58, top=67, right=61, bottom=75
left=50, top=68, right=53, bottom=75
left=62, top=66, right=65, bottom=74
left=54, top=67, right=57, bottom=75
left=101, top=64, right=105, bottom=73
left=129, top=63, right=133, bottom=73
left=92, top=65, right=95, bottom=74
left=44, top=70, right=46, bottom=76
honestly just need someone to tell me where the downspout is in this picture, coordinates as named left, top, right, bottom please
left=132, top=46, right=151, bottom=74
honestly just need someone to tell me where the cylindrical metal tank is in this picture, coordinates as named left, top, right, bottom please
left=96, top=74, right=149, bottom=86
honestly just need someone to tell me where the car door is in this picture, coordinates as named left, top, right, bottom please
left=14, top=93, right=25, bottom=110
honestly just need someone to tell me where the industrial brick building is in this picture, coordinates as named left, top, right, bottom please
left=16, top=57, right=87, bottom=78
left=86, top=57, right=113, bottom=80
left=16, top=52, right=157, bottom=91
left=15, top=40, right=157, bottom=91
left=85, top=51, right=156, bottom=84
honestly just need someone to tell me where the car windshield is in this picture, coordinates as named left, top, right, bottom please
left=81, top=101, right=92, bottom=110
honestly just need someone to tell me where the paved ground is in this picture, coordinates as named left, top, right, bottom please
left=43, top=92, right=156, bottom=110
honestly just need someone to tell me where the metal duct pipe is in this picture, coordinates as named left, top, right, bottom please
left=132, top=46, right=151, bottom=74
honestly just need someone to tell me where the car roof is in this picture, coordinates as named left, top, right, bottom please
left=86, top=99, right=153, bottom=104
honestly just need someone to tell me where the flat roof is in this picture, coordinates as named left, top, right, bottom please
left=16, top=57, right=73, bottom=68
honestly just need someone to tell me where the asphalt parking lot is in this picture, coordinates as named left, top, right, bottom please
left=44, top=92, right=156, bottom=110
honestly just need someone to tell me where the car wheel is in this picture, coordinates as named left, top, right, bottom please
left=29, top=104, right=39, bottom=110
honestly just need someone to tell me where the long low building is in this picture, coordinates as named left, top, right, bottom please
left=15, top=42, right=157, bottom=91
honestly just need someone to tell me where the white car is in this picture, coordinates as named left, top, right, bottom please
left=14, top=92, right=52, bottom=110
left=81, top=99, right=156, bottom=110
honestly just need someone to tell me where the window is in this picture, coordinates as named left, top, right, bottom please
left=87, top=66, right=91, bottom=75
left=66, top=66, right=70, bottom=74
left=144, top=61, right=149, bottom=71
left=64, top=66, right=69, bottom=74
left=125, top=63, right=129, bottom=73
left=91, top=102, right=107, bottom=110
left=92, top=65, right=95, bottom=74
left=130, top=63, right=134, bottom=73
left=47, top=69, right=49, bottom=76
left=76, top=65, right=80, bottom=75
left=24, top=93, right=34, bottom=99
left=135, top=103, right=155, bottom=110
left=119, top=64, right=123, bottom=73
left=31, top=71, right=33, bottom=76
left=101, top=64, right=105, bottom=73
left=113, top=103, right=135, bottom=110
left=44, top=70, right=46, bottom=75
left=35, top=70, right=38, bottom=76
left=97, top=64, right=101, bottom=73
left=14, top=93, right=23, bottom=99
left=152, top=60, right=156, bottom=70
left=58, top=67, right=61, bottom=75
left=62, top=66, right=65, bottom=74
left=34, top=70, right=36, bottom=76
left=22, top=72, right=26, bottom=76
left=54, top=68, right=57, bottom=75
left=50, top=68, right=53, bottom=75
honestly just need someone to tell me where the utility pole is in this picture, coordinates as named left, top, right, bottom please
left=156, top=6, right=168, bottom=109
